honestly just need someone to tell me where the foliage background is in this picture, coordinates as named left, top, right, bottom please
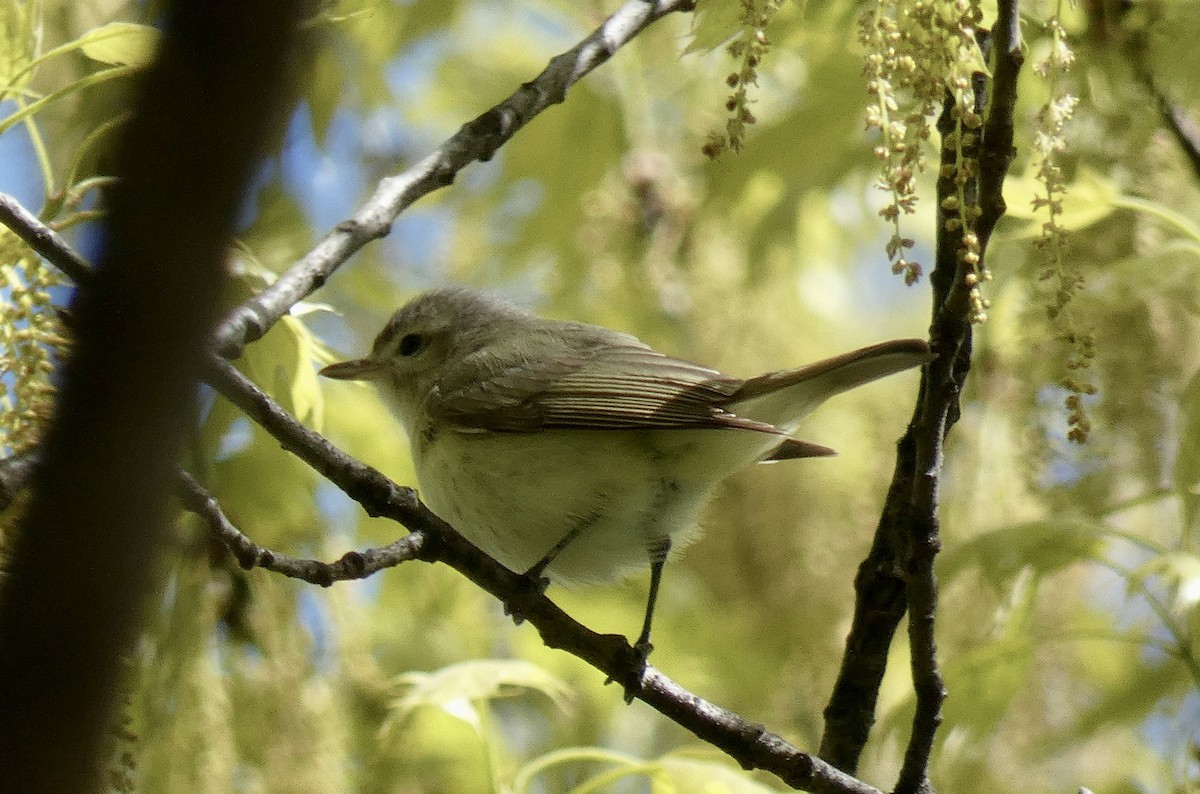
left=3, top=0, right=1200, bottom=792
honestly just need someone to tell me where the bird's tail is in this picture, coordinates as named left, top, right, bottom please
left=728, top=338, right=932, bottom=433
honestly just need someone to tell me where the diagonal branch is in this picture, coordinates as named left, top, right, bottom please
left=205, top=357, right=883, bottom=794
left=211, top=0, right=695, bottom=360
left=0, top=194, right=94, bottom=285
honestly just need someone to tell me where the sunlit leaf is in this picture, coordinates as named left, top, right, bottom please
left=1003, top=166, right=1118, bottom=234
left=653, top=756, right=785, bottom=793
left=683, top=0, right=745, bottom=55
left=939, top=520, right=1105, bottom=587
left=77, top=22, right=159, bottom=67
left=384, top=658, right=572, bottom=729
left=1131, top=551, right=1200, bottom=614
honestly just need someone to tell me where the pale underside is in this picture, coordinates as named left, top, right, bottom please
left=412, top=423, right=782, bottom=584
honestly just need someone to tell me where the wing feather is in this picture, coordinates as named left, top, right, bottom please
left=431, top=335, right=779, bottom=434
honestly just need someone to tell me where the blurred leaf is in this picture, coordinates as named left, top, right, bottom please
left=1131, top=551, right=1200, bottom=615
left=77, top=22, right=159, bottom=67
left=225, top=263, right=327, bottom=429
left=282, top=314, right=325, bottom=432
left=653, top=756, right=785, bottom=793
left=939, top=569, right=1038, bottom=736
left=384, top=659, right=571, bottom=733
left=683, top=0, right=744, bottom=55
left=939, top=520, right=1104, bottom=588
left=1003, top=166, right=1118, bottom=234
left=0, top=0, right=37, bottom=88
left=1112, top=194, right=1200, bottom=243
left=1175, top=367, right=1200, bottom=540
left=1055, top=658, right=1189, bottom=745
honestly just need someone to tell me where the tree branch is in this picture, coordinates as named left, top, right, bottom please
left=211, top=0, right=696, bottom=360
left=820, top=4, right=1023, bottom=785
left=0, top=3, right=920, bottom=787
left=0, top=194, right=94, bottom=284
left=177, top=469, right=427, bottom=584
left=204, top=358, right=883, bottom=794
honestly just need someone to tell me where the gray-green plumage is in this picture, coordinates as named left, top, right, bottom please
left=321, top=288, right=931, bottom=651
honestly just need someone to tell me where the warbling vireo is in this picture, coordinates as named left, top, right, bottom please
left=320, top=287, right=931, bottom=655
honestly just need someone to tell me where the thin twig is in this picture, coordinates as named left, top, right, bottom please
left=204, top=358, right=883, bottom=793
left=0, top=193, right=94, bottom=283
left=211, top=0, right=696, bottom=360
left=180, top=474, right=883, bottom=791
left=176, top=469, right=427, bottom=584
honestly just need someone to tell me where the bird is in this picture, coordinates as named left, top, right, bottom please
left=320, top=287, right=931, bottom=656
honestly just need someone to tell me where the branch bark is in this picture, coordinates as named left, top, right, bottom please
left=819, top=3, right=1023, bottom=786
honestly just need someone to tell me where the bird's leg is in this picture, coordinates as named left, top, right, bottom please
left=524, top=522, right=590, bottom=585
left=633, top=537, right=671, bottom=661
left=507, top=519, right=593, bottom=625
left=603, top=536, right=670, bottom=701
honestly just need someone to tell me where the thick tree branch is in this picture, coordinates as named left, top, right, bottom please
left=818, top=438, right=911, bottom=772
left=0, top=1, right=304, bottom=790
left=978, top=0, right=1023, bottom=250
left=820, top=5, right=1023, bottom=785
left=212, top=0, right=695, bottom=360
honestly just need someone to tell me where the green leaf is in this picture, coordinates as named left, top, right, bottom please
left=384, top=659, right=572, bottom=731
left=0, top=0, right=38, bottom=89
left=939, top=520, right=1105, bottom=587
left=77, top=22, right=159, bottom=67
left=1003, top=166, right=1118, bottom=235
left=683, top=0, right=745, bottom=55
left=1131, top=551, right=1200, bottom=614
left=653, top=757, right=785, bottom=793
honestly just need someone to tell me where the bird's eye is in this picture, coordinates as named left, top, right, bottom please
left=397, top=333, right=424, bottom=357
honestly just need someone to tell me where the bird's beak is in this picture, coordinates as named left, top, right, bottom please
left=319, top=358, right=388, bottom=381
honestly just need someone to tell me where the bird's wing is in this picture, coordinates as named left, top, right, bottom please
left=430, top=329, right=781, bottom=434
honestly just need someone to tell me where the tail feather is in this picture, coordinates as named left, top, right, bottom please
left=728, top=339, right=931, bottom=431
